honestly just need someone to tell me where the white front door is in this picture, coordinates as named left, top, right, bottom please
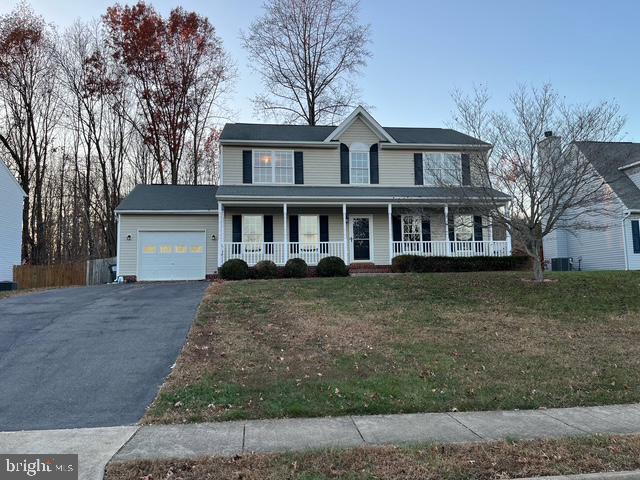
left=138, top=231, right=206, bottom=281
left=350, top=216, right=372, bottom=262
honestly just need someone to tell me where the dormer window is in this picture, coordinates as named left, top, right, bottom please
left=253, top=150, right=294, bottom=184
left=423, top=152, right=461, bottom=185
left=350, top=143, right=370, bottom=185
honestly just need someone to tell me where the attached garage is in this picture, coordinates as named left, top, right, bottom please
left=138, top=231, right=207, bottom=281
left=115, top=185, right=219, bottom=282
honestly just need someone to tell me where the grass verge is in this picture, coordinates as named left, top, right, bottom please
left=106, top=434, right=640, bottom=480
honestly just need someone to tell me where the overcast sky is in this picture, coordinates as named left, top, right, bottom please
left=3, top=0, right=639, bottom=140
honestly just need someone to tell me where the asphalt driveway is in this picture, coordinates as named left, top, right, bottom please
left=0, top=282, right=208, bottom=431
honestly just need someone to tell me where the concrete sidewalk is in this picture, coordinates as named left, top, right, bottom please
left=114, top=403, right=640, bottom=461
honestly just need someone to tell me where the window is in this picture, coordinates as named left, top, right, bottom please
left=300, top=215, right=319, bottom=250
left=242, top=215, right=263, bottom=250
left=423, top=152, right=461, bottom=185
left=402, top=215, right=422, bottom=242
left=350, top=144, right=370, bottom=184
left=454, top=215, right=474, bottom=242
left=632, top=220, right=640, bottom=254
left=253, top=150, right=294, bottom=184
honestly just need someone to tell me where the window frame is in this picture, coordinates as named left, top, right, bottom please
left=454, top=214, right=475, bottom=242
left=423, top=152, right=462, bottom=186
left=252, top=149, right=295, bottom=184
left=400, top=214, right=423, bottom=243
left=349, top=143, right=370, bottom=185
left=632, top=219, right=640, bottom=254
left=299, top=214, right=320, bottom=251
left=242, top=214, right=264, bottom=251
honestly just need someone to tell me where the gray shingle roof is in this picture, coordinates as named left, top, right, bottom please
left=575, top=142, right=640, bottom=210
left=216, top=185, right=508, bottom=201
left=220, top=123, right=489, bottom=146
left=116, top=184, right=218, bottom=212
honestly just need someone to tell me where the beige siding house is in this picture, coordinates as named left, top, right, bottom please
left=116, top=106, right=512, bottom=281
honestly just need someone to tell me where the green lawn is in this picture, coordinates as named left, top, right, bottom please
left=107, top=435, right=640, bottom=480
left=146, top=271, right=640, bottom=424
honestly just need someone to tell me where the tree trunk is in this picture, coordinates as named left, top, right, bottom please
left=530, top=237, right=544, bottom=282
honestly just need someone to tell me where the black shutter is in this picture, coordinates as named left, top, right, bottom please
left=473, top=215, right=483, bottom=241
left=264, top=215, right=273, bottom=254
left=320, top=215, right=329, bottom=253
left=414, top=153, right=423, bottom=185
left=448, top=215, right=455, bottom=241
left=461, top=153, right=471, bottom=186
left=369, top=144, right=379, bottom=184
left=392, top=215, right=402, bottom=242
left=340, top=143, right=349, bottom=184
left=319, top=215, right=329, bottom=242
left=294, top=151, right=304, bottom=184
left=421, top=218, right=431, bottom=242
left=289, top=215, right=299, bottom=255
left=242, top=150, right=252, bottom=184
left=632, top=220, right=640, bottom=254
left=232, top=215, right=242, bottom=254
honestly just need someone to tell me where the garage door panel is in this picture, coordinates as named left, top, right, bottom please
left=138, top=231, right=206, bottom=281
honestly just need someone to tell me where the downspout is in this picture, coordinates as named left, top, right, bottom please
left=116, top=213, right=121, bottom=280
left=622, top=210, right=631, bottom=271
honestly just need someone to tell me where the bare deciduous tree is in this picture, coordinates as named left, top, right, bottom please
left=450, top=84, right=626, bottom=281
left=242, top=0, right=370, bottom=125
left=0, top=3, right=62, bottom=264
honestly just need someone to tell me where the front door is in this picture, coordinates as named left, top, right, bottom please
left=350, top=216, right=372, bottom=262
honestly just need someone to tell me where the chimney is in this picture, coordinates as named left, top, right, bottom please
left=538, top=131, right=561, bottom=164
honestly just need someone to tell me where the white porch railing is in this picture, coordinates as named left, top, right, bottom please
left=392, top=240, right=509, bottom=257
left=222, top=241, right=344, bottom=266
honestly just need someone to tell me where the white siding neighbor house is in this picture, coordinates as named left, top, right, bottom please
left=115, top=106, right=512, bottom=281
left=0, top=160, right=26, bottom=282
left=543, top=142, right=640, bottom=271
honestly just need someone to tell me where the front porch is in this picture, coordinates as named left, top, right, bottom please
left=217, top=203, right=512, bottom=267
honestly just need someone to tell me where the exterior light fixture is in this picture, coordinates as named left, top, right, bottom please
left=126, top=234, right=132, bottom=241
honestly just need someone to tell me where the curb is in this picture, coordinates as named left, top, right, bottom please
left=519, top=471, right=640, bottom=480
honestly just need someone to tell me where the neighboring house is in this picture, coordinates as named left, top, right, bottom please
left=543, top=141, right=640, bottom=271
left=115, top=106, right=511, bottom=281
left=0, top=160, right=26, bottom=282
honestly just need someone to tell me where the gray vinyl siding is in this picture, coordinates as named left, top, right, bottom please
left=118, top=214, right=218, bottom=276
left=0, top=164, right=24, bottom=282
left=626, top=166, right=640, bottom=189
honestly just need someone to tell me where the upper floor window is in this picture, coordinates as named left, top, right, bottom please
left=350, top=143, right=370, bottom=184
left=423, top=152, right=461, bottom=185
left=253, top=150, right=294, bottom=184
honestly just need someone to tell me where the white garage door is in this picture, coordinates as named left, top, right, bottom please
left=138, top=231, right=206, bottom=281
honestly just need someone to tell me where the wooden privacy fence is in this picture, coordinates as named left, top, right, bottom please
left=13, top=257, right=116, bottom=289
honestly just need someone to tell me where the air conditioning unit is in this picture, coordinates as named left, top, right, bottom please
left=551, top=257, right=572, bottom=272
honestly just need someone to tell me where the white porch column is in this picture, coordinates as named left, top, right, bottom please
left=387, top=203, right=393, bottom=263
left=218, top=203, right=225, bottom=267
left=487, top=215, right=494, bottom=256
left=342, top=203, right=348, bottom=262
left=505, top=203, right=512, bottom=255
left=444, top=204, right=450, bottom=257
left=283, top=203, right=289, bottom=263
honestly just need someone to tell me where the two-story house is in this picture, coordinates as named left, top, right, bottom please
left=543, top=141, right=640, bottom=271
left=115, top=106, right=512, bottom=281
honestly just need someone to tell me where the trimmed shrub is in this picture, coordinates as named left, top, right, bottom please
left=391, top=255, right=529, bottom=273
left=254, top=260, right=278, bottom=279
left=219, top=259, right=250, bottom=280
left=316, top=256, right=349, bottom=277
left=283, top=258, right=308, bottom=278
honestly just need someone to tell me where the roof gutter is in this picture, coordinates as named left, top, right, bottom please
left=618, top=160, right=640, bottom=171
left=381, top=143, right=491, bottom=150
left=220, top=139, right=337, bottom=148
left=115, top=209, right=218, bottom=214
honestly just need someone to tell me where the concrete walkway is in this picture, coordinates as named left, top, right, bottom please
left=0, top=426, right=137, bottom=480
left=114, top=403, right=640, bottom=461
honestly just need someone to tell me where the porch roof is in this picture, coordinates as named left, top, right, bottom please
left=216, top=185, right=509, bottom=203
